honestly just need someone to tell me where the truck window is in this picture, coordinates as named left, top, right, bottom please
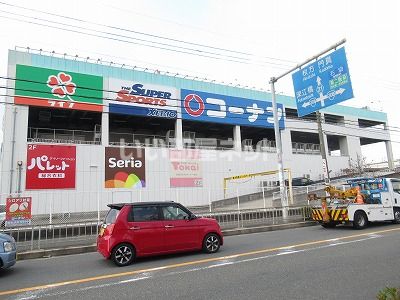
left=391, top=180, right=400, bottom=194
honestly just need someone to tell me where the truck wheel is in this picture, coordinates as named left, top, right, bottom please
left=353, top=211, right=368, bottom=229
left=321, top=222, right=337, bottom=228
left=393, top=208, right=400, bottom=224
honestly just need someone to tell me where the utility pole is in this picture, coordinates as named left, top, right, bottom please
left=316, top=111, right=330, bottom=184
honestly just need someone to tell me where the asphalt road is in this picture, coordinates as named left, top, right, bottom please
left=0, top=223, right=399, bottom=300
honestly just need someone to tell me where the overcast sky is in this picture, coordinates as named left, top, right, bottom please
left=0, top=0, right=399, bottom=163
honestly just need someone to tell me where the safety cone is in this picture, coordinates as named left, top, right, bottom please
left=355, top=187, right=364, bottom=204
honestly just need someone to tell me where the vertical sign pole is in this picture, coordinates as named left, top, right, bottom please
left=317, top=111, right=330, bottom=184
left=270, top=78, right=288, bottom=217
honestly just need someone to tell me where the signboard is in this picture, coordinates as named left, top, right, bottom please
left=109, top=80, right=178, bottom=118
left=292, top=47, right=353, bottom=117
left=181, top=89, right=285, bottom=128
left=15, top=65, right=103, bottom=112
left=26, top=144, right=76, bottom=189
left=169, top=150, right=202, bottom=187
left=105, top=147, right=146, bottom=188
left=5, top=197, right=32, bottom=227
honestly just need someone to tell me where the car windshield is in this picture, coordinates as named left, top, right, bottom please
left=104, top=208, right=120, bottom=224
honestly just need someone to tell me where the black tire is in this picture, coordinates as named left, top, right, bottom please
left=353, top=211, right=368, bottom=229
left=321, top=222, right=337, bottom=228
left=202, top=233, right=221, bottom=254
left=111, top=243, right=135, bottom=267
left=393, top=208, right=400, bottom=224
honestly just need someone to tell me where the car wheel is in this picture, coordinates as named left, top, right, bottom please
left=393, top=208, right=400, bottom=224
left=202, top=233, right=221, bottom=254
left=353, top=211, right=368, bottom=229
left=112, top=243, right=135, bottom=267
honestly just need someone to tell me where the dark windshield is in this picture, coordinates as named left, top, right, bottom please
left=105, top=208, right=120, bottom=224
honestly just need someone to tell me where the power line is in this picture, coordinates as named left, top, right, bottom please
left=0, top=1, right=297, bottom=65
left=0, top=74, right=397, bottom=135
left=0, top=5, right=295, bottom=69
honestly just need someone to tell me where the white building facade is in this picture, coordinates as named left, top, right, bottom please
left=0, top=50, right=393, bottom=215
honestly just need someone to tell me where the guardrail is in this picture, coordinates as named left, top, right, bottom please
left=1, top=206, right=312, bottom=252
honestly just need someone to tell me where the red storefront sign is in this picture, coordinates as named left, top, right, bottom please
left=5, top=197, right=32, bottom=227
left=26, top=144, right=76, bottom=189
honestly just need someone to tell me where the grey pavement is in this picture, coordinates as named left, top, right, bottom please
left=0, top=223, right=399, bottom=300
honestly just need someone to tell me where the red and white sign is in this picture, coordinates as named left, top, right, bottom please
left=169, top=150, right=203, bottom=187
left=5, top=197, right=32, bottom=227
left=26, top=144, right=76, bottom=189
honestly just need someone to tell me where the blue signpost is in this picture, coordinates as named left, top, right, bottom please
left=292, top=47, right=354, bottom=117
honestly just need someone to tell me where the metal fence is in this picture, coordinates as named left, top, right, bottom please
left=0, top=205, right=312, bottom=252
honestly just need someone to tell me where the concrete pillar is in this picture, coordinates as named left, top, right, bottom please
left=175, top=118, right=183, bottom=149
left=385, top=140, right=394, bottom=169
left=233, top=125, right=241, bottom=151
left=339, top=136, right=349, bottom=156
left=101, top=112, right=109, bottom=146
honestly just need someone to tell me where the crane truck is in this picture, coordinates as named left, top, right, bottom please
left=308, top=177, right=400, bottom=229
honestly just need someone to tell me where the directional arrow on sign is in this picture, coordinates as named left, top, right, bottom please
left=302, top=88, right=346, bottom=108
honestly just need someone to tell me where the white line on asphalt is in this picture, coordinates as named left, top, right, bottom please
left=11, top=228, right=400, bottom=299
left=16, top=276, right=151, bottom=300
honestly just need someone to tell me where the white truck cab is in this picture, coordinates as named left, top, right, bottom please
left=311, top=177, right=400, bottom=229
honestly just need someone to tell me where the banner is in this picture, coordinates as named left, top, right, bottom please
left=15, top=65, right=103, bottom=112
left=170, top=149, right=203, bottom=187
left=105, top=147, right=146, bottom=188
left=181, top=89, right=285, bottom=128
left=109, top=79, right=178, bottom=118
left=5, top=197, right=32, bottom=227
left=26, top=144, right=76, bottom=189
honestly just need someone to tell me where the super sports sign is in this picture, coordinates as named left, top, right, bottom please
left=181, top=89, right=285, bottom=128
left=109, top=79, right=178, bottom=118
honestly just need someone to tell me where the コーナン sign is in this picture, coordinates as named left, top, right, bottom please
left=105, top=147, right=146, bottom=188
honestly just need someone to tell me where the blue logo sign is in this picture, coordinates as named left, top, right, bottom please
left=181, top=89, right=285, bottom=129
left=292, top=47, right=354, bottom=117
left=108, top=79, right=178, bottom=119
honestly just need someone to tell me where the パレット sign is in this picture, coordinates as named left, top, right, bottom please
left=26, top=144, right=76, bottom=189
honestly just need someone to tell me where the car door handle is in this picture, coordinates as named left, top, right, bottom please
left=130, top=226, right=140, bottom=230
left=164, top=225, right=174, bottom=228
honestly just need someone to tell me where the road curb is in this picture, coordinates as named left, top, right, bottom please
left=17, top=221, right=317, bottom=260
left=222, top=221, right=317, bottom=236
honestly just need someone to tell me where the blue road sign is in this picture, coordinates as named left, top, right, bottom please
left=292, top=47, right=354, bottom=117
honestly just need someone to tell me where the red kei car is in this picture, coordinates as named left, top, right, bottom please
left=97, top=202, right=223, bottom=267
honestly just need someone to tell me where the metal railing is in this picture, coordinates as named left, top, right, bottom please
left=0, top=205, right=312, bottom=252
left=28, top=127, right=100, bottom=145
left=292, top=142, right=320, bottom=155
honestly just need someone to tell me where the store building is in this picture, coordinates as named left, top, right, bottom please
left=0, top=49, right=394, bottom=215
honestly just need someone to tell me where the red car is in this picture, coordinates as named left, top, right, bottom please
left=97, top=202, right=223, bottom=267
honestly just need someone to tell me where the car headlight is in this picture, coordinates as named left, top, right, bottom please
left=3, top=241, right=14, bottom=252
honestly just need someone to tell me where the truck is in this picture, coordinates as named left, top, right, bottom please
left=308, top=177, right=400, bottom=229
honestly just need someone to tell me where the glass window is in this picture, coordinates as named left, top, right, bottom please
left=391, top=180, right=400, bottom=194
left=130, top=206, right=160, bottom=222
left=162, top=205, right=189, bottom=220
left=105, top=208, right=120, bottom=224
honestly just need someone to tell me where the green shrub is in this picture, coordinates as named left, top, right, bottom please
left=377, top=287, right=400, bottom=300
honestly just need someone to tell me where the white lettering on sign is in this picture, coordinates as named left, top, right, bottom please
left=108, top=157, right=143, bottom=168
